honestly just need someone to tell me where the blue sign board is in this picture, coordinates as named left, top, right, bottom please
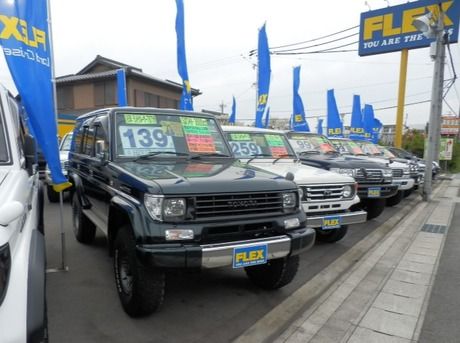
left=359, top=0, right=460, bottom=56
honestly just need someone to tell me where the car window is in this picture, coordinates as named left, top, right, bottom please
left=115, top=112, right=230, bottom=157
left=0, top=109, right=9, bottom=163
left=60, top=134, right=73, bottom=151
left=226, top=132, right=296, bottom=158
left=330, top=139, right=365, bottom=155
left=287, top=133, right=336, bottom=154
left=82, top=127, right=95, bottom=156
left=358, top=142, right=381, bottom=156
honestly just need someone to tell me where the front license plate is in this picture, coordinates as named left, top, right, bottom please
left=322, top=215, right=342, bottom=230
left=233, top=244, right=267, bottom=269
left=368, top=187, right=381, bottom=198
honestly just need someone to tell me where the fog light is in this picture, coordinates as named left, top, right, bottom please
left=165, top=229, right=194, bottom=241
left=284, top=218, right=300, bottom=229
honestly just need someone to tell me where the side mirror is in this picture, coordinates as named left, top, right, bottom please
left=0, top=201, right=24, bottom=226
left=24, top=134, right=37, bottom=175
left=95, top=140, right=107, bottom=161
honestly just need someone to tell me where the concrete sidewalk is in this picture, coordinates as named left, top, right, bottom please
left=274, top=175, right=459, bottom=343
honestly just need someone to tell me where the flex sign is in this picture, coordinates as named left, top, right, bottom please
left=359, top=0, right=460, bottom=56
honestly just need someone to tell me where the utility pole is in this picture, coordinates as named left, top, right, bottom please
left=423, top=10, right=445, bottom=201
left=219, top=101, right=226, bottom=114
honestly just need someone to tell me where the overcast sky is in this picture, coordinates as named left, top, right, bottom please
left=1, top=0, right=459, bottom=128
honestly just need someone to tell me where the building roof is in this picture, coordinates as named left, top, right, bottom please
left=56, top=55, right=201, bottom=96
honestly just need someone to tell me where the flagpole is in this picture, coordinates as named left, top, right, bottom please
left=46, top=0, right=68, bottom=273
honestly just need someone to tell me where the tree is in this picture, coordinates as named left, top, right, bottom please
left=402, top=129, right=425, bottom=158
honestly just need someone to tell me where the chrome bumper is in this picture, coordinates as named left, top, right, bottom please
left=306, top=210, right=368, bottom=229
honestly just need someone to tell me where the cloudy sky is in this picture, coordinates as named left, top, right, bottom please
left=1, top=0, right=459, bottom=128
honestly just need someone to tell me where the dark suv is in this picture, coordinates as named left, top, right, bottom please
left=285, top=132, right=398, bottom=220
left=68, top=107, right=314, bottom=317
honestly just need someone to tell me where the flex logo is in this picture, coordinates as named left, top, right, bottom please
left=233, top=244, right=267, bottom=268
left=363, top=1, right=453, bottom=41
left=323, top=216, right=341, bottom=229
left=328, top=128, right=342, bottom=136
left=350, top=128, right=364, bottom=134
left=294, top=114, right=303, bottom=122
left=183, top=80, right=191, bottom=93
left=257, top=94, right=268, bottom=106
left=0, top=15, right=47, bottom=50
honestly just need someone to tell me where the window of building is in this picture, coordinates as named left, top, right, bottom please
left=57, top=86, right=74, bottom=110
left=144, top=92, right=159, bottom=107
left=94, top=80, right=116, bottom=106
left=159, top=96, right=178, bottom=109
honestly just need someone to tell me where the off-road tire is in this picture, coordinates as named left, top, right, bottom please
left=245, top=255, right=299, bottom=290
left=315, top=225, right=348, bottom=243
left=403, top=188, right=413, bottom=197
left=46, top=184, right=60, bottom=203
left=72, top=192, right=96, bottom=244
left=386, top=191, right=404, bottom=207
left=114, top=226, right=165, bottom=317
left=362, top=198, right=386, bottom=220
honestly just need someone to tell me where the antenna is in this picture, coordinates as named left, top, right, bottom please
left=364, top=1, right=371, bottom=11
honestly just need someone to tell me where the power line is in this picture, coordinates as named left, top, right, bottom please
left=272, top=41, right=359, bottom=55
left=271, top=32, right=358, bottom=54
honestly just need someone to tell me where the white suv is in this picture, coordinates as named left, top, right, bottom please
left=223, top=126, right=367, bottom=243
left=0, top=86, right=47, bottom=342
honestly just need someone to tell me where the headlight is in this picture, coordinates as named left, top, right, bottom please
left=0, top=243, right=11, bottom=305
left=403, top=167, right=410, bottom=175
left=330, top=168, right=356, bottom=177
left=282, top=192, right=297, bottom=209
left=343, top=185, right=353, bottom=198
left=298, top=187, right=304, bottom=200
left=383, top=169, right=393, bottom=177
left=144, top=195, right=187, bottom=221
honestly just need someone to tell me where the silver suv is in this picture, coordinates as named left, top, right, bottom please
left=0, top=86, right=47, bottom=342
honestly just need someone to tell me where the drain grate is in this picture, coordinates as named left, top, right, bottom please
left=421, top=224, right=447, bottom=234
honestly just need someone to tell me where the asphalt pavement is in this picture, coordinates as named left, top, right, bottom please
left=44, top=192, right=419, bottom=343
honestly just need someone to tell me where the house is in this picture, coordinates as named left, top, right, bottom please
left=56, top=55, right=201, bottom=136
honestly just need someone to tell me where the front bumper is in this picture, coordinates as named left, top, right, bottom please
left=136, top=227, right=315, bottom=269
left=306, top=210, right=367, bottom=229
left=357, top=183, right=399, bottom=199
left=392, top=177, right=415, bottom=191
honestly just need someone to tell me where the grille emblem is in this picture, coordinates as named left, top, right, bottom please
left=227, top=200, right=258, bottom=208
left=323, top=190, right=332, bottom=196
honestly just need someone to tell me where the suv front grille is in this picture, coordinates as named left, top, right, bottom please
left=194, top=192, right=284, bottom=219
left=355, top=169, right=384, bottom=183
left=392, top=169, right=403, bottom=178
left=303, top=185, right=345, bottom=201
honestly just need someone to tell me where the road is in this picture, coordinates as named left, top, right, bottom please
left=44, top=193, right=415, bottom=343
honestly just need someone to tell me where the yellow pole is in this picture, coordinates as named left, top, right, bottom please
left=395, top=49, right=409, bottom=148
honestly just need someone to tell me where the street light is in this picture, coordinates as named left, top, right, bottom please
left=413, top=7, right=445, bottom=201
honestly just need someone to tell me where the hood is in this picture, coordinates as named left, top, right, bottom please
left=247, top=159, right=354, bottom=185
left=299, top=154, right=388, bottom=169
left=116, top=159, right=298, bottom=195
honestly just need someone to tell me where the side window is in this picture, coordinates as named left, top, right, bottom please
left=82, top=127, right=95, bottom=156
left=94, top=116, right=108, bottom=156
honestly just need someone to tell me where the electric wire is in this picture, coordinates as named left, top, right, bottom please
left=271, top=33, right=358, bottom=53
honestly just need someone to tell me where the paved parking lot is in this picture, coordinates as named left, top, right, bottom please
left=44, top=193, right=414, bottom=343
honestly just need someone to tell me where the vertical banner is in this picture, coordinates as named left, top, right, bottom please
left=117, top=69, right=127, bottom=106
left=363, top=104, right=375, bottom=141
left=0, top=0, right=68, bottom=189
left=317, top=118, right=323, bottom=135
left=326, top=89, right=343, bottom=137
left=349, top=94, right=365, bottom=140
left=175, top=0, right=193, bottom=111
left=255, top=23, right=270, bottom=128
left=292, top=66, right=310, bottom=132
left=264, top=107, right=270, bottom=128
left=228, top=96, right=236, bottom=124
left=372, top=118, right=383, bottom=144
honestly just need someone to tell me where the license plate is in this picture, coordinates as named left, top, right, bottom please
left=368, top=187, right=381, bottom=197
left=322, top=215, right=342, bottom=230
left=233, top=244, right=267, bottom=268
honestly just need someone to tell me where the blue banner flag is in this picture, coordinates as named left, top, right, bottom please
left=349, top=94, right=365, bottom=140
left=317, top=118, right=323, bottom=135
left=326, top=89, right=343, bottom=137
left=372, top=118, right=383, bottom=144
left=175, top=0, right=193, bottom=111
left=292, top=66, right=310, bottom=132
left=0, top=0, right=69, bottom=190
left=117, top=69, right=127, bottom=106
left=264, top=107, right=270, bottom=128
left=255, top=23, right=270, bottom=128
left=229, top=96, right=236, bottom=124
left=363, top=104, right=375, bottom=141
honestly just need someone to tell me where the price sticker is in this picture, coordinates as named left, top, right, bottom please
left=124, top=114, right=157, bottom=125
left=265, top=134, right=285, bottom=147
left=229, top=141, right=262, bottom=157
left=230, top=133, right=251, bottom=141
left=118, top=125, right=175, bottom=156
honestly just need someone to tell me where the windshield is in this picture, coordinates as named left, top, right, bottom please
left=60, top=133, right=73, bottom=151
left=115, top=112, right=231, bottom=158
left=225, top=131, right=296, bottom=159
left=287, top=133, right=337, bottom=154
left=330, top=139, right=365, bottom=156
left=0, top=111, right=9, bottom=163
left=355, top=141, right=382, bottom=156
left=377, top=146, right=396, bottom=159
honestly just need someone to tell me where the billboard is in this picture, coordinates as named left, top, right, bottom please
left=359, top=0, right=460, bottom=56
left=441, top=116, right=460, bottom=135
left=439, top=137, right=454, bottom=160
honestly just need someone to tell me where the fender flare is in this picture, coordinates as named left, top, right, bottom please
left=69, top=172, right=91, bottom=209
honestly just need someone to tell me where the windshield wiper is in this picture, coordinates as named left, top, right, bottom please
left=245, top=153, right=273, bottom=163
left=273, top=154, right=297, bottom=163
left=134, top=151, right=190, bottom=161
left=190, top=152, right=231, bottom=159
left=299, top=150, right=320, bottom=155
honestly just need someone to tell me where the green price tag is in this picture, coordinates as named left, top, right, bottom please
left=230, top=133, right=251, bottom=141
left=180, top=117, right=210, bottom=135
left=124, top=114, right=157, bottom=125
left=265, top=134, right=285, bottom=147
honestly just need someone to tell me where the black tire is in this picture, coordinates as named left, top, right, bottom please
left=46, top=184, right=60, bottom=203
left=362, top=198, right=386, bottom=220
left=72, top=192, right=96, bottom=244
left=386, top=191, right=404, bottom=207
left=315, top=225, right=348, bottom=243
left=245, top=255, right=299, bottom=290
left=403, top=188, right=413, bottom=197
left=114, top=226, right=165, bottom=317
